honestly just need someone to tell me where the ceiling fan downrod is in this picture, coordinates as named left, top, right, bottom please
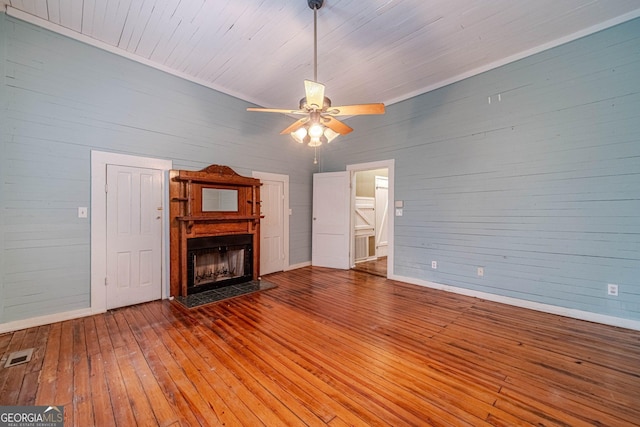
left=308, top=0, right=324, bottom=82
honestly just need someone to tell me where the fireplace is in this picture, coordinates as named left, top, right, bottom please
left=169, top=165, right=261, bottom=298
left=186, top=234, right=253, bottom=294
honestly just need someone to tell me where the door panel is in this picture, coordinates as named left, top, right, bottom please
left=312, top=172, right=350, bottom=269
left=260, top=179, right=285, bottom=274
left=106, top=165, right=162, bottom=309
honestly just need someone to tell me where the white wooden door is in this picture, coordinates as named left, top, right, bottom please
left=312, top=171, right=350, bottom=269
left=106, top=165, right=162, bottom=309
left=375, top=176, right=389, bottom=257
left=260, top=179, right=285, bottom=274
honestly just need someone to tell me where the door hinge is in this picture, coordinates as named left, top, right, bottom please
left=105, top=184, right=108, bottom=193
left=105, top=277, right=108, bottom=286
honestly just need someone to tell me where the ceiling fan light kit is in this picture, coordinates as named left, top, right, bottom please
left=247, top=0, right=385, bottom=162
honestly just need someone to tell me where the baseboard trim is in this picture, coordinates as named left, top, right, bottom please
left=5, top=272, right=635, bottom=333
left=390, top=274, right=640, bottom=331
left=285, top=261, right=311, bottom=271
left=0, top=307, right=104, bottom=334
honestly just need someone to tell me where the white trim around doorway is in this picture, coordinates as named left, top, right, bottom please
left=252, top=171, right=290, bottom=273
left=347, top=159, right=395, bottom=277
left=91, top=151, right=173, bottom=314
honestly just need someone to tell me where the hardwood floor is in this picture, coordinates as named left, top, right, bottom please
left=1, top=266, right=639, bottom=426
left=352, top=257, right=387, bottom=277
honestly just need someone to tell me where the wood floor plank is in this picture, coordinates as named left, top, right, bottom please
left=1, top=266, right=639, bottom=426
left=72, top=319, right=94, bottom=427
left=34, top=322, right=61, bottom=405
left=55, top=321, right=75, bottom=427
left=0, top=333, right=13, bottom=356
left=99, top=313, right=138, bottom=427
left=87, top=352, right=117, bottom=427
left=83, top=317, right=101, bottom=356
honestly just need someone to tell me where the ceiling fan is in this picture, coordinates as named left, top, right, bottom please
left=247, top=0, right=385, bottom=152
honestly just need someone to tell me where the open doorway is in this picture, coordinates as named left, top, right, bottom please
left=348, top=160, right=394, bottom=278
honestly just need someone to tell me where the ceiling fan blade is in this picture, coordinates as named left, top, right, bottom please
left=326, top=103, right=385, bottom=116
left=280, top=117, right=309, bottom=135
left=247, top=107, right=306, bottom=114
left=304, top=80, right=326, bottom=109
left=323, top=116, right=353, bottom=135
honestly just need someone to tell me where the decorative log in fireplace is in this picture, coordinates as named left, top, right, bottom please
left=169, top=165, right=261, bottom=297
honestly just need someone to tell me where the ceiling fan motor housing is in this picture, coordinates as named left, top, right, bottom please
left=308, top=0, right=324, bottom=10
left=300, top=97, right=331, bottom=110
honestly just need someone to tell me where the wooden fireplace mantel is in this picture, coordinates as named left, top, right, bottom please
left=169, top=165, right=261, bottom=297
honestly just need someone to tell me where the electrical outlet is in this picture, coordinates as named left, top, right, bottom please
left=78, top=207, right=88, bottom=218
left=607, top=284, right=618, bottom=296
left=477, top=267, right=484, bottom=277
left=431, top=261, right=437, bottom=269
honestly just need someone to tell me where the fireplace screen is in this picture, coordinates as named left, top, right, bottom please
left=187, top=234, right=253, bottom=294
left=193, top=248, right=244, bottom=286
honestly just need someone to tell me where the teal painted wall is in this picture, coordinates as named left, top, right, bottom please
left=0, top=14, right=317, bottom=323
left=2, top=12, right=639, bottom=325
left=324, top=18, right=640, bottom=320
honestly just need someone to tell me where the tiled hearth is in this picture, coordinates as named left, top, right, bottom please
left=175, top=280, right=276, bottom=308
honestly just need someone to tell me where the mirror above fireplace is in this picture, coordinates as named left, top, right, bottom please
left=202, top=188, right=238, bottom=212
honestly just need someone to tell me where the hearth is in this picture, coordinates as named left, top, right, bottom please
left=186, top=234, right=253, bottom=294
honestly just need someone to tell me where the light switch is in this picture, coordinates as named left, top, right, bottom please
left=78, top=207, right=88, bottom=218
left=395, top=200, right=404, bottom=208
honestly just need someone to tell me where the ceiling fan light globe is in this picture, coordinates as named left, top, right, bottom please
left=324, top=128, right=339, bottom=143
left=291, top=127, right=307, bottom=143
left=308, top=123, right=324, bottom=138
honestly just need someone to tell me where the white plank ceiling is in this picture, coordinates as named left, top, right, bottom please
left=4, top=0, right=640, bottom=109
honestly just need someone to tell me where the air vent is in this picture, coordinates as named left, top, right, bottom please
left=4, top=348, right=34, bottom=368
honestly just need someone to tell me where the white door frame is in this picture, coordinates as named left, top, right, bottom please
left=91, top=151, right=172, bottom=314
left=252, top=171, right=290, bottom=273
left=347, top=160, right=395, bottom=277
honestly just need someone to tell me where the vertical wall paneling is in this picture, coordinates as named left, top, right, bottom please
left=0, top=13, right=316, bottom=325
left=324, top=18, right=640, bottom=323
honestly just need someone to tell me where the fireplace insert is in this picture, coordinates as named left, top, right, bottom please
left=186, top=234, right=253, bottom=294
